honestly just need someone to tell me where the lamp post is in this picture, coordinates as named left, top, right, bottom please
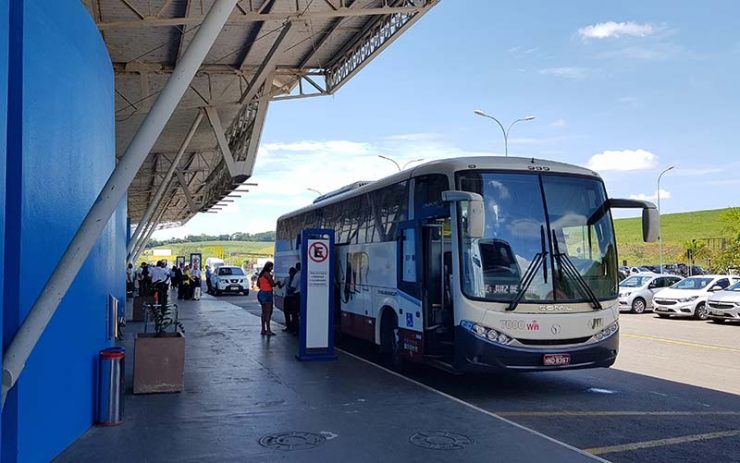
left=473, top=110, right=535, bottom=157
left=377, top=155, right=424, bottom=172
left=657, top=165, right=675, bottom=273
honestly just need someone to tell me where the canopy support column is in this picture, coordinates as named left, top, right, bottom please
left=2, top=0, right=239, bottom=407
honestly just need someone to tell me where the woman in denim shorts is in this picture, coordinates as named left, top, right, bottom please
left=257, top=262, right=283, bottom=335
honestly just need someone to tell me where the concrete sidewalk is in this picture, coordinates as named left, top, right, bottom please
left=55, top=295, right=604, bottom=462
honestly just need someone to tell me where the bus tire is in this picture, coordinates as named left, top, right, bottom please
left=380, top=310, right=403, bottom=371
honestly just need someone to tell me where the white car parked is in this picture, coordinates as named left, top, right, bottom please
left=707, top=280, right=740, bottom=324
left=211, top=266, right=250, bottom=296
left=618, top=273, right=683, bottom=313
left=653, top=275, right=740, bottom=320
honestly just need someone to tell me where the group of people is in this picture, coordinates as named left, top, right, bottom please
left=127, top=258, right=304, bottom=337
left=256, top=261, right=301, bottom=336
left=126, top=260, right=204, bottom=303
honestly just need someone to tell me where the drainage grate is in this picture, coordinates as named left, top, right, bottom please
left=258, top=432, right=327, bottom=451
left=409, top=431, right=473, bottom=450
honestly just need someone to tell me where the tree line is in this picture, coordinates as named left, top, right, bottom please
left=148, top=231, right=275, bottom=248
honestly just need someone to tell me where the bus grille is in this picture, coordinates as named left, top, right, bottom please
left=516, top=336, right=591, bottom=346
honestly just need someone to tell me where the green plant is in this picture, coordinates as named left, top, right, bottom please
left=146, top=303, right=184, bottom=337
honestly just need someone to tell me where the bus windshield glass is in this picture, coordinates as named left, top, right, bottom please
left=458, top=172, right=617, bottom=303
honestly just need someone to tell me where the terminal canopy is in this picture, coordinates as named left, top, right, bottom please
left=84, top=0, right=439, bottom=228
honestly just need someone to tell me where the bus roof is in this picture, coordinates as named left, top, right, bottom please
left=277, top=156, right=601, bottom=222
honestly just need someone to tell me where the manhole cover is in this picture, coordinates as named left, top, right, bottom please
left=409, top=431, right=472, bottom=450
left=258, top=432, right=327, bottom=451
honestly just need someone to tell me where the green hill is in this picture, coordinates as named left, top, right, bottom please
left=141, top=240, right=274, bottom=266
left=613, top=208, right=732, bottom=267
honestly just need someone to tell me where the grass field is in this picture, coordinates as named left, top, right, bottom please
left=613, top=208, right=731, bottom=267
left=141, top=209, right=733, bottom=269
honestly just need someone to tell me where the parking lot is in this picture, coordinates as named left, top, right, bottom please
left=222, top=292, right=740, bottom=462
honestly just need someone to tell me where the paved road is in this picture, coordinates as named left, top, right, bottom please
left=222, top=293, right=740, bottom=463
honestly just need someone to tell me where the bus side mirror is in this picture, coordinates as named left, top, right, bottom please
left=589, top=198, right=659, bottom=243
left=442, top=190, right=485, bottom=239
left=642, top=207, right=659, bottom=243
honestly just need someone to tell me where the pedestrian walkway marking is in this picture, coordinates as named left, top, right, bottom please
left=622, top=333, right=740, bottom=353
left=584, top=429, right=740, bottom=455
left=496, top=411, right=740, bottom=417
left=337, top=348, right=610, bottom=463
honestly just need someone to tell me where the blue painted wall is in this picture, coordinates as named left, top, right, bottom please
left=1, top=1, right=124, bottom=461
left=0, top=0, right=9, bottom=450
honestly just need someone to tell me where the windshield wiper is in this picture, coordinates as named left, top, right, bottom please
left=551, top=229, right=603, bottom=310
left=507, top=226, right=548, bottom=311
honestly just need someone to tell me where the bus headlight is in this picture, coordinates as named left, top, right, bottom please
left=591, top=321, right=619, bottom=342
left=461, top=321, right=513, bottom=346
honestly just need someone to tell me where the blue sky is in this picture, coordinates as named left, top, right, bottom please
left=155, top=0, right=740, bottom=239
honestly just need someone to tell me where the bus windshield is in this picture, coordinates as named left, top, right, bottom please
left=458, top=172, right=617, bottom=304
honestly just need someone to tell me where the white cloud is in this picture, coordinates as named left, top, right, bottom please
left=578, top=21, right=656, bottom=40
left=586, top=149, right=658, bottom=171
left=629, top=189, right=671, bottom=202
left=539, top=67, right=590, bottom=79
left=550, top=119, right=567, bottom=129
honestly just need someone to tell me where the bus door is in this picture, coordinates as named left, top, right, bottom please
left=422, top=219, right=454, bottom=356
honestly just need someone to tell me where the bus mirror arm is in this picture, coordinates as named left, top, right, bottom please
left=587, top=198, right=659, bottom=243
left=442, top=190, right=485, bottom=239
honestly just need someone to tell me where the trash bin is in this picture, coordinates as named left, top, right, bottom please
left=97, top=347, right=125, bottom=426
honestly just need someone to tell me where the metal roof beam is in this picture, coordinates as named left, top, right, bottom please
left=205, top=106, right=247, bottom=176
left=326, top=0, right=438, bottom=93
left=97, top=5, right=431, bottom=30
left=239, top=21, right=293, bottom=104
left=175, top=169, right=199, bottom=213
left=242, top=91, right=270, bottom=177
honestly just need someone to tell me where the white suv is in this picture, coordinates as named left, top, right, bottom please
left=707, top=280, right=740, bottom=324
left=653, top=275, right=740, bottom=320
left=618, top=273, right=683, bottom=313
left=211, top=266, right=250, bottom=296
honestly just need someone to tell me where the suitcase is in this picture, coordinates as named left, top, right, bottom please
left=193, top=287, right=201, bottom=300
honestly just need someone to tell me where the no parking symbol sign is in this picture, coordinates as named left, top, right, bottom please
left=297, top=229, right=336, bottom=362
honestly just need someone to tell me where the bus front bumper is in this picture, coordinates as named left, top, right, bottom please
left=454, top=326, right=619, bottom=372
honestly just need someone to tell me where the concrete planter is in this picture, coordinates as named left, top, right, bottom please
left=131, top=296, right=152, bottom=322
left=133, top=332, right=185, bottom=394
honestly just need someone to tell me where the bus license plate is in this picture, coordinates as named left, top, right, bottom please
left=543, top=354, right=571, bottom=366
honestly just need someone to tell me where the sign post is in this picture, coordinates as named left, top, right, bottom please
left=296, top=228, right=336, bottom=361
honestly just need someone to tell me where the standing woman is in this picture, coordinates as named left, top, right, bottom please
left=257, top=262, right=283, bottom=336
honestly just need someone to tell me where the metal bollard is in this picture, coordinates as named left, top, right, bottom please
left=97, top=347, right=125, bottom=426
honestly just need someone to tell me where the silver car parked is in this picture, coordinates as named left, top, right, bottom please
left=618, top=273, right=683, bottom=313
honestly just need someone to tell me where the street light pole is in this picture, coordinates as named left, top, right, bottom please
left=473, top=110, right=535, bottom=157
left=657, top=165, right=675, bottom=273
left=377, top=155, right=424, bottom=172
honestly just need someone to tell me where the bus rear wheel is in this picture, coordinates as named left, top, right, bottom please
left=380, top=311, right=403, bottom=371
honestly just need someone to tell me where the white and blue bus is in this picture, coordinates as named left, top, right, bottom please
left=275, top=157, right=658, bottom=372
